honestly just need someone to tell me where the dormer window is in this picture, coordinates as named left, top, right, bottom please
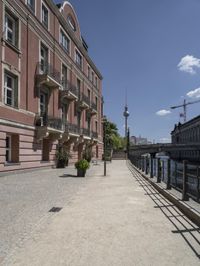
left=67, top=15, right=76, bottom=31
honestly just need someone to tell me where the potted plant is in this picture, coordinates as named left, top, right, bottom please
left=55, top=149, right=71, bottom=168
left=75, top=159, right=90, bottom=177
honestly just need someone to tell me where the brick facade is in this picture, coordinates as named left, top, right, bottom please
left=0, top=0, right=103, bottom=172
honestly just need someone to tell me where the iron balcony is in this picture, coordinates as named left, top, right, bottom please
left=88, top=102, right=98, bottom=116
left=78, top=93, right=90, bottom=110
left=36, top=62, right=61, bottom=88
left=60, top=80, right=78, bottom=102
left=36, top=113, right=63, bottom=130
left=91, top=131, right=98, bottom=139
left=65, top=123, right=80, bottom=135
left=80, top=128, right=90, bottom=137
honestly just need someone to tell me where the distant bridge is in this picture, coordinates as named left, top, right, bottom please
left=129, top=143, right=200, bottom=157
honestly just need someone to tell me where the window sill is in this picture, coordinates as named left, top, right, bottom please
left=3, top=39, right=21, bottom=55
left=4, top=162, right=20, bottom=166
left=4, top=104, right=19, bottom=110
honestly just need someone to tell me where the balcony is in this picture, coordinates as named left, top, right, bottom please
left=91, top=131, right=98, bottom=139
left=36, top=62, right=61, bottom=88
left=65, top=123, right=80, bottom=135
left=60, top=80, right=78, bottom=103
left=89, top=102, right=98, bottom=116
left=35, top=113, right=63, bottom=140
left=78, top=93, right=90, bottom=110
left=80, top=128, right=90, bottom=137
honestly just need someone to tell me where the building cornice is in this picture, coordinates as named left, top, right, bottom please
left=0, top=118, right=35, bottom=131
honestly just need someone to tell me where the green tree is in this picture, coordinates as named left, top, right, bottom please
left=104, top=120, right=126, bottom=150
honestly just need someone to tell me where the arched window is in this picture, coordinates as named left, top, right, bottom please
left=67, top=15, right=76, bottom=31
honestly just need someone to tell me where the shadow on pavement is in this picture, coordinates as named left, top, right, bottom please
left=59, top=174, right=79, bottom=178
left=127, top=162, right=200, bottom=259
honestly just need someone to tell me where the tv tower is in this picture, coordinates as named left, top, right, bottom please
left=123, top=90, right=129, bottom=138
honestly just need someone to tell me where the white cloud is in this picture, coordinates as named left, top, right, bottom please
left=156, top=109, right=171, bottom=116
left=186, top=87, right=200, bottom=98
left=177, top=55, right=200, bottom=74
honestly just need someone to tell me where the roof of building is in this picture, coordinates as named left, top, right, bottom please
left=49, top=0, right=103, bottom=79
left=171, top=114, right=200, bottom=134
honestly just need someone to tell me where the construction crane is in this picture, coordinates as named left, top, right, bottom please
left=170, top=98, right=200, bottom=123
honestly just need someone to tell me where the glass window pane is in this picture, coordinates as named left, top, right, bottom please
left=6, top=76, right=12, bottom=88
left=6, top=137, right=10, bottom=148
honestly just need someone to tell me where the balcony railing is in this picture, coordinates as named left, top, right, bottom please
left=80, top=93, right=90, bottom=106
left=62, top=80, right=78, bottom=96
left=91, top=102, right=97, bottom=111
left=39, top=113, right=63, bottom=130
left=81, top=128, right=90, bottom=137
left=65, top=123, right=80, bottom=135
left=91, top=131, right=98, bottom=139
left=37, top=62, right=61, bottom=86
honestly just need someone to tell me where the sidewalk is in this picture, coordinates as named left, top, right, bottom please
left=4, top=160, right=200, bottom=266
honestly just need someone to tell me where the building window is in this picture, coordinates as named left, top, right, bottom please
left=5, top=135, right=11, bottom=162
left=62, top=64, right=68, bottom=86
left=27, top=0, right=35, bottom=12
left=60, top=30, right=70, bottom=53
left=67, top=15, right=76, bottom=31
left=42, top=3, right=49, bottom=29
left=88, top=66, right=91, bottom=79
left=77, top=78, right=81, bottom=97
left=91, top=72, right=94, bottom=84
left=4, top=72, right=18, bottom=108
left=88, top=89, right=91, bottom=101
left=40, top=92, right=47, bottom=115
left=75, top=50, right=82, bottom=69
left=95, top=96, right=98, bottom=108
left=5, top=134, right=19, bottom=163
left=95, top=121, right=98, bottom=132
left=5, top=11, right=18, bottom=47
left=74, top=102, right=77, bottom=116
left=40, top=43, right=48, bottom=72
left=95, top=77, right=98, bottom=88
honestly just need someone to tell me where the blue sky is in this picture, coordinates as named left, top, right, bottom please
left=55, top=0, right=200, bottom=143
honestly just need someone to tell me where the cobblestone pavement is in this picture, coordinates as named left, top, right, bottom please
left=2, top=160, right=200, bottom=266
left=0, top=163, right=102, bottom=264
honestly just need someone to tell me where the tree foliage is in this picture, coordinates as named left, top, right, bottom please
left=104, top=120, right=126, bottom=150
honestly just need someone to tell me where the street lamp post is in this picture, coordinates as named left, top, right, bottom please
left=102, top=115, right=107, bottom=176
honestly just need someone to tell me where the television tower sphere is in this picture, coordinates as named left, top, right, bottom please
left=123, top=105, right=129, bottom=117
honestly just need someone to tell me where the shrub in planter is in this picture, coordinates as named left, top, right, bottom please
left=55, top=149, right=71, bottom=168
left=75, top=159, right=90, bottom=177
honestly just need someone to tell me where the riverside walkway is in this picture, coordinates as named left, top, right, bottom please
left=2, top=160, right=200, bottom=265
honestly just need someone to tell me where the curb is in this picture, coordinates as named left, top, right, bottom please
left=128, top=161, right=200, bottom=227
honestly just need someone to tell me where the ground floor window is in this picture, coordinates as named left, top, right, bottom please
left=5, top=135, right=11, bottom=162
left=5, top=134, right=19, bottom=163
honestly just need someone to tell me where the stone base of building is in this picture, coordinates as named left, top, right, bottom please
left=0, top=124, right=103, bottom=173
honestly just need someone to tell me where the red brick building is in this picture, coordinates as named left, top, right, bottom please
left=0, top=0, right=103, bottom=172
